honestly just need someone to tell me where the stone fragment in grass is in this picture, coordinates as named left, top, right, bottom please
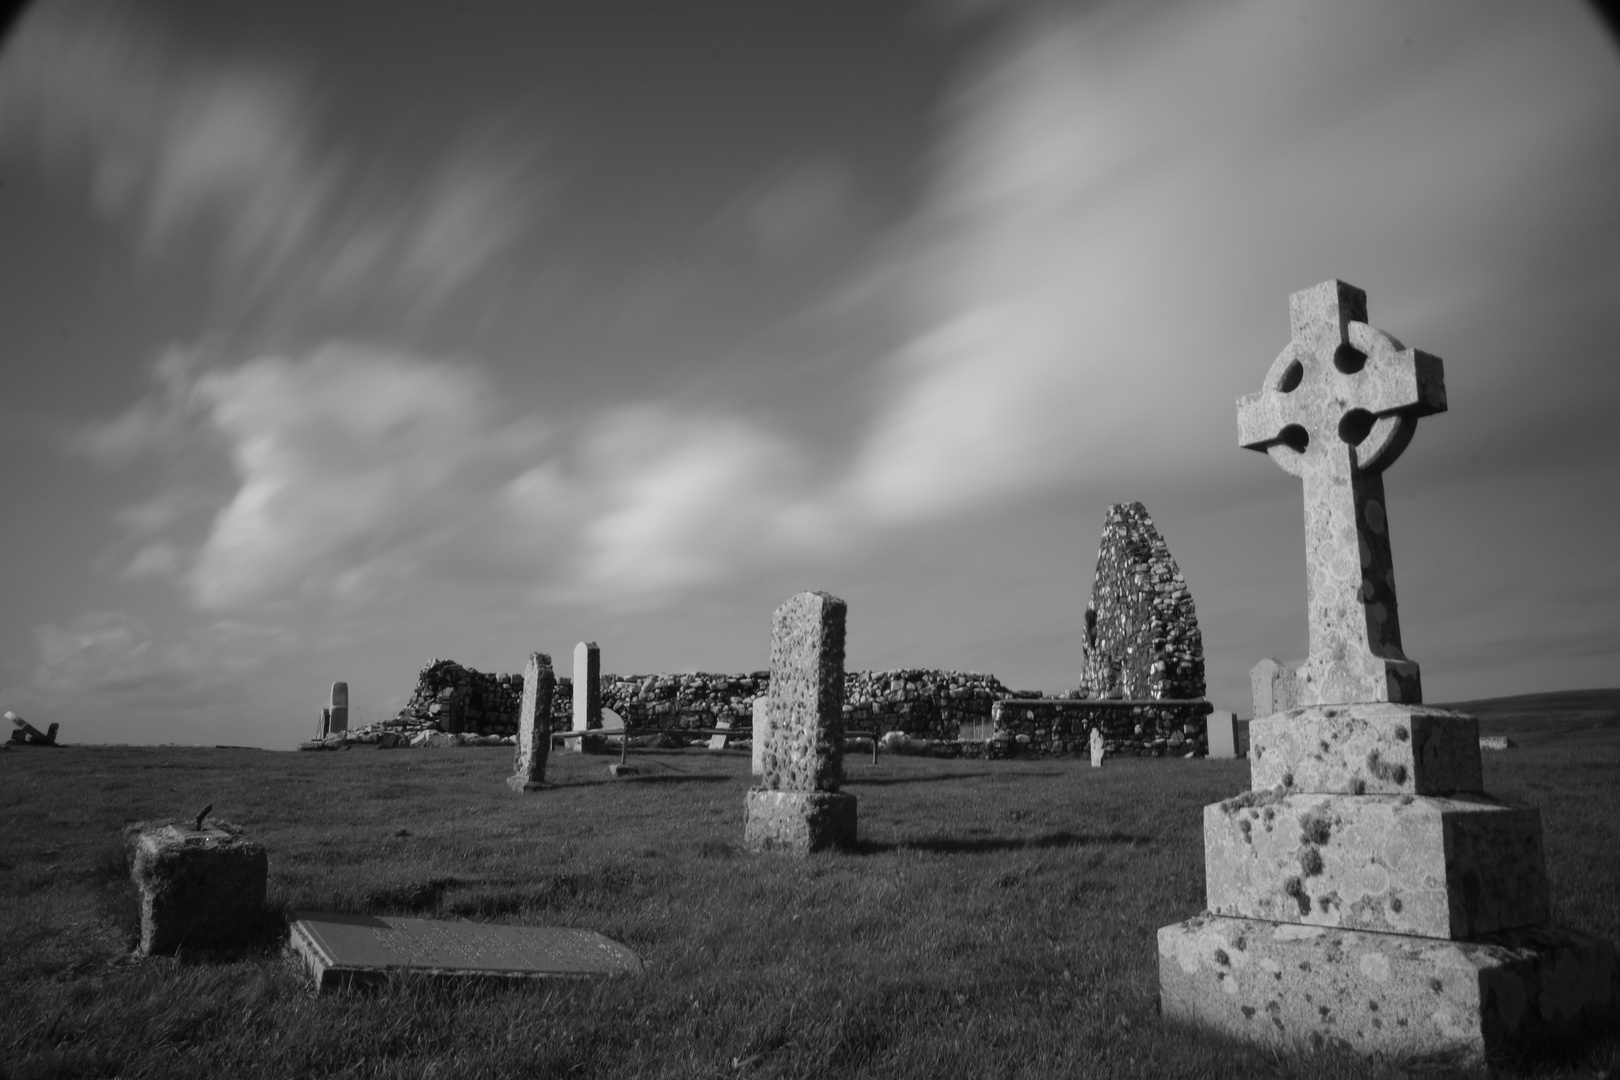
left=507, top=652, right=555, bottom=791
left=127, top=818, right=267, bottom=955
left=288, top=912, right=642, bottom=993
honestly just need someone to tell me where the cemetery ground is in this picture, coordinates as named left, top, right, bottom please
left=2, top=693, right=1617, bottom=1080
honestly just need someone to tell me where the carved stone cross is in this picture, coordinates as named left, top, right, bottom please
left=1237, top=280, right=1447, bottom=706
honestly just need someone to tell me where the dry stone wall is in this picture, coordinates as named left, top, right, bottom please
left=1081, top=502, right=1205, bottom=701
left=339, top=662, right=1018, bottom=745
left=989, top=698, right=1212, bottom=758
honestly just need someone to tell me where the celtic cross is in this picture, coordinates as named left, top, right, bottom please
left=1237, top=280, right=1446, bottom=706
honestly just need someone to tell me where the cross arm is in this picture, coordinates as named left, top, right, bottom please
left=1236, top=389, right=1294, bottom=451
left=1353, top=347, right=1447, bottom=419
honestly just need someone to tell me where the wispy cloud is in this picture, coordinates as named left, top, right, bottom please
left=0, top=0, right=544, bottom=310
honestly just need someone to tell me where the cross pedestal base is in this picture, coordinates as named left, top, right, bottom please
left=1250, top=703, right=1482, bottom=796
left=743, top=790, right=856, bottom=855
left=1158, top=915, right=1619, bottom=1065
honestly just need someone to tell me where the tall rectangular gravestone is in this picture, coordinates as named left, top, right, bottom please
left=1157, top=280, right=1618, bottom=1064
left=1205, top=711, right=1238, bottom=760
left=570, top=642, right=600, bottom=753
left=328, top=682, right=348, bottom=735
left=750, top=696, right=771, bottom=776
left=743, top=591, right=856, bottom=855
left=507, top=652, right=555, bottom=792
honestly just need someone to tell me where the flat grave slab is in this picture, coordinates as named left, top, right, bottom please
left=288, top=911, right=643, bottom=992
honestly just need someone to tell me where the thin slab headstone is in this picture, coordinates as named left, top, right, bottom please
left=1205, top=711, right=1237, bottom=760
left=707, top=717, right=732, bottom=751
left=288, top=912, right=642, bottom=993
left=600, top=706, right=624, bottom=743
left=1088, top=726, right=1104, bottom=768
left=1158, top=279, right=1618, bottom=1064
left=329, top=682, right=349, bottom=735
left=570, top=642, right=600, bottom=753
left=750, top=696, right=771, bottom=776
left=507, top=652, right=555, bottom=792
left=744, top=591, right=856, bottom=854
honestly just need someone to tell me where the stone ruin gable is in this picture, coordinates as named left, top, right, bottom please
left=1081, top=502, right=1205, bottom=701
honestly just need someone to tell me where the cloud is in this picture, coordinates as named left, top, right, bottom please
left=745, top=159, right=855, bottom=259
left=29, top=610, right=292, bottom=712
left=832, top=0, right=1620, bottom=522
left=0, top=0, right=543, bottom=309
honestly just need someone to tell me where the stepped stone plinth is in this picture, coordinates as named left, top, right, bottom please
left=1157, top=281, right=1618, bottom=1064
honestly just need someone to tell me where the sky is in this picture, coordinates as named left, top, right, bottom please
left=0, top=0, right=1616, bottom=748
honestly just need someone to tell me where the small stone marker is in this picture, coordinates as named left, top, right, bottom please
left=744, top=591, right=856, bottom=854
left=6, top=711, right=58, bottom=746
left=1088, top=726, right=1104, bottom=768
left=127, top=818, right=267, bottom=955
left=1205, top=711, right=1237, bottom=759
left=329, top=682, right=349, bottom=735
left=1158, top=280, right=1619, bottom=1064
left=600, top=706, right=625, bottom=742
left=288, top=912, right=643, bottom=993
left=508, top=652, right=555, bottom=792
left=570, top=641, right=600, bottom=753
left=750, top=696, right=771, bottom=776
left=707, top=717, right=733, bottom=751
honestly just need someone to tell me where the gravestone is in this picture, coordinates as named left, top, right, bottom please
left=1205, top=711, right=1237, bottom=759
left=288, top=912, right=642, bottom=992
left=127, top=818, right=267, bottom=955
left=750, top=696, right=771, bottom=776
left=744, top=591, right=856, bottom=854
left=600, top=706, right=625, bottom=742
left=570, top=642, right=600, bottom=753
left=507, top=652, right=555, bottom=792
left=328, top=682, right=349, bottom=735
left=1157, top=280, right=1618, bottom=1063
left=707, top=718, right=732, bottom=751
left=1089, top=726, right=1104, bottom=768
left=6, top=711, right=58, bottom=746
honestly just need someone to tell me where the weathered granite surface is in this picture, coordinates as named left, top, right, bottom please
left=1249, top=703, right=1483, bottom=795
left=1205, top=792, right=1549, bottom=938
left=1159, top=915, right=1619, bottom=1063
left=1237, top=280, right=1445, bottom=709
left=743, top=790, right=857, bottom=855
left=757, top=591, right=847, bottom=793
left=507, top=652, right=554, bottom=792
left=127, top=819, right=267, bottom=955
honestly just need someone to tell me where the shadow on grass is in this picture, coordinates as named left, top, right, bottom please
left=856, top=829, right=1153, bottom=855
left=843, top=769, right=1063, bottom=786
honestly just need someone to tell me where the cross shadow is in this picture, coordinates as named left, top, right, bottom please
left=855, top=829, right=1153, bottom=855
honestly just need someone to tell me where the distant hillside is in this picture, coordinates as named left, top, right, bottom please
left=1433, top=687, right=1620, bottom=731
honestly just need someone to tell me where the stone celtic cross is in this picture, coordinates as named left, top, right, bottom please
left=1237, top=280, right=1446, bottom=706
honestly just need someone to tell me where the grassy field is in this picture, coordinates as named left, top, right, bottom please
left=2, top=709, right=1617, bottom=1079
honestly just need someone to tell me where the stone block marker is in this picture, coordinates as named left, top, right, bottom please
left=328, top=682, right=349, bottom=735
left=127, top=818, right=267, bottom=955
left=750, top=696, right=771, bottom=776
left=288, top=912, right=642, bottom=993
left=1089, top=726, right=1104, bottom=768
left=1158, top=280, right=1619, bottom=1064
left=1205, top=711, right=1237, bottom=759
left=508, top=652, right=555, bottom=791
left=570, top=641, right=600, bottom=753
left=744, top=591, right=856, bottom=854
left=707, top=717, right=732, bottom=750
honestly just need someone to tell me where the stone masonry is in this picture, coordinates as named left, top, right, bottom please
left=127, top=818, right=267, bottom=955
left=1082, top=502, right=1205, bottom=701
left=744, top=591, right=857, bottom=854
left=1157, top=280, right=1618, bottom=1063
